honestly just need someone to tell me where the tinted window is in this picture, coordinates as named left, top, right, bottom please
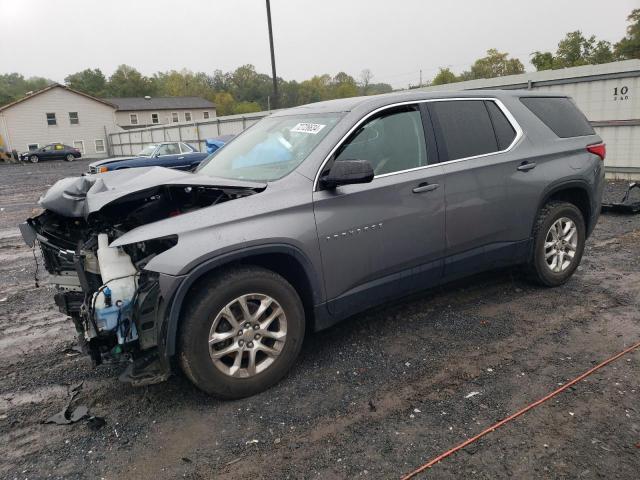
left=430, top=100, right=498, bottom=161
left=335, top=106, right=427, bottom=176
left=520, top=97, right=594, bottom=138
left=485, top=101, right=516, bottom=150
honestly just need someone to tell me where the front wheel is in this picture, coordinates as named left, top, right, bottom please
left=178, top=266, right=305, bottom=399
left=29, top=155, right=39, bottom=163
left=527, top=201, right=585, bottom=286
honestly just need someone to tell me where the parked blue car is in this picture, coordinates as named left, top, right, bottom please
left=88, top=142, right=211, bottom=174
left=205, top=135, right=235, bottom=154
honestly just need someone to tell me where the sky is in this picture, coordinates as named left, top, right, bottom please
left=0, top=0, right=636, bottom=88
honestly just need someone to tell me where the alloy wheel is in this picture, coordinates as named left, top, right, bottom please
left=208, top=293, right=287, bottom=378
left=544, top=217, right=578, bottom=273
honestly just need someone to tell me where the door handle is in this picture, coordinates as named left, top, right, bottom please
left=517, top=161, right=536, bottom=172
left=178, top=156, right=185, bottom=160
left=412, top=183, right=439, bottom=193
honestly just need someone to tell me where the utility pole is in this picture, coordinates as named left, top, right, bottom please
left=266, top=0, right=278, bottom=109
left=419, top=69, right=422, bottom=88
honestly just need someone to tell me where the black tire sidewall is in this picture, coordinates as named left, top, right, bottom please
left=533, top=203, right=585, bottom=286
left=179, top=268, right=305, bottom=399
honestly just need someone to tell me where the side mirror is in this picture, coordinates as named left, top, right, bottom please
left=320, top=159, right=374, bottom=189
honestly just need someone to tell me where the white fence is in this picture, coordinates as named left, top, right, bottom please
left=107, top=111, right=274, bottom=156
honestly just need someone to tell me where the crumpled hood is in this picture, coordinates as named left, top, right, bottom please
left=39, top=166, right=266, bottom=219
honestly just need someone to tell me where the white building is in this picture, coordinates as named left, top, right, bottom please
left=107, top=97, right=216, bottom=129
left=0, top=84, right=119, bottom=158
left=419, top=60, right=640, bottom=179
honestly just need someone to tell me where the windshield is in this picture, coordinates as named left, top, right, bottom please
left=137, top=144, right=158, bottom=157
left=197, top=113, right=342, bottom=181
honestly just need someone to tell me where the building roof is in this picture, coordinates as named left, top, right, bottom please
left=105, top=96, right=216, bottom=111
left=0, top=83, right=116, bottom=112
left=417, top=59, right=640, bottom=92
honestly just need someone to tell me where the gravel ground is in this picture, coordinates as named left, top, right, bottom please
left=0, top=160, right=639, bottom=480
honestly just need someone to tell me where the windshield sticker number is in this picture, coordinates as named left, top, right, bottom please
left=290, top=123, right=326, bottom=134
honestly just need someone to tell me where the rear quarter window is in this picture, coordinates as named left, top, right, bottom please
left=520, top=97, right=594, bottom=138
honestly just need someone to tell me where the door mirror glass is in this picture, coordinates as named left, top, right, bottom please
left=320, top=159, right=374, bottom=189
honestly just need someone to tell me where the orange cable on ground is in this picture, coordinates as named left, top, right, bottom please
left=400, top=340, right=640, bottom=480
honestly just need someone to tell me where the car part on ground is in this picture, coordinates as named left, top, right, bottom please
left=20, top=90, right=605, bottom=398
left=601, top=182, right=640, bottom=214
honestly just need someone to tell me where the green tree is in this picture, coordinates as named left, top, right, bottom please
left=233, top=101, right=262, bottom=114
left=532, top=31, right=615, bottom=70
left=64, top=68, right=107, bottom=97
left=331, top=72, right=358, bottom=98
left=106, top=64, right=154, bottom=97
left=213, top=91, right=236, bottom=115
left=431, top=67, right=458, bottom=85
left=468, top=49, right=524, bottom=79
left=0, top=73, right=52, bottom=107
left=615, top=9, right=640, bottom=59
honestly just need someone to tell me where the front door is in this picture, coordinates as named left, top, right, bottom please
left=313, top=104, right=445, bottom=317
left=155, top=142, right=183, bottom=168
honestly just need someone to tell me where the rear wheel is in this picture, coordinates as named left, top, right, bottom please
left=65, top=153, right=75, bottom=162
left=527, top=201, right=585, bottom=286
left=178, top=266, right=305, bottom=399
left=29, top=155, right=39, bottom=163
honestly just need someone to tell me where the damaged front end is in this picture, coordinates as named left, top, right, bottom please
left=20, top=167, right=265, bottom=386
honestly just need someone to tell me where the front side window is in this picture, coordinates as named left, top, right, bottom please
left=95, top=139, right=106, bottom=153
left=179, top=142, right=193, bottom=153
left=69, top=112, right=79, bottom=125
left=130, top=113, right=138, bottom=125
left=151, top=113, right=159, bottom=124
left=46, top=113, right=56, bottom=125
left=156, top=143, right=180, bottom=156
left=137, top=144, right=158, bottom=156
left=171, top=112, right=179, bottom=123
left=334, top=105, right=427, bottom=176
left=197, top=113, right=342, bottom=182
left=184, top=112, right=192, bottom=122
left=429, top=100, right=498, bottom=161
left=43, top=144, right=54, bottom=151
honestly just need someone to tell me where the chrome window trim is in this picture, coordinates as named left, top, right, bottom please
left=313, top=97, right=524, bottom=189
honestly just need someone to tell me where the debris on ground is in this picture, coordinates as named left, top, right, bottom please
left=87, top=416, right=106, bottom=431
left=601, top=182, right=640, bottom=213
left=43, top=382, right=88, bottom=426
left=465, top=391, right=481, bottom=399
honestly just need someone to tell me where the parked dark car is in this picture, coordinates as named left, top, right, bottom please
left=20, top=143, right=81, bottom=163
left=21, top=90, right=605, bottom=399
left=88, top=142, right=210, bottom=173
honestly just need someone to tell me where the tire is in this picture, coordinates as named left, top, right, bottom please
left=527, top=201, right=585, bottom=287
left=65, top=153, right=74, bottom=162
left=178, top=266, right=305, bottom=399
left=29, top=155, right=39, bottom=163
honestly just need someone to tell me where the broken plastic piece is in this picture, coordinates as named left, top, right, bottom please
left=601, top=183, right=640, bottom=214
left=45, top=405, right=88, bottom=425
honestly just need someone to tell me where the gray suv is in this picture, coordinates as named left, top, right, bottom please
left=21, top=90, right=605, bottom=398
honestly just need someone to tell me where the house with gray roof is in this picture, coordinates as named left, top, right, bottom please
left=107, top=96, right=216, bottom=129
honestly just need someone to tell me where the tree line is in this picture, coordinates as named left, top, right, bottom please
left=1, top=9, right=638, bottom=112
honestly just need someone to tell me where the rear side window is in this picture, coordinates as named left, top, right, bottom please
left=520, top=97, right=594, bottom=138
left=485, top=101, right=516, bottom=150
left=430, top=100, right=498, bottom=161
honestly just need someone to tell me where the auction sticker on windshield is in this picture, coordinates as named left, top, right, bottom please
left=290, top=123, right=326, bottom=134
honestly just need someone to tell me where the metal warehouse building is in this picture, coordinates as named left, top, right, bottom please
left=419, top=60, right=640, bottom=179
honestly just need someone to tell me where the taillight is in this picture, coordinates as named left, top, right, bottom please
left=587, top=143, right=606, bottom=161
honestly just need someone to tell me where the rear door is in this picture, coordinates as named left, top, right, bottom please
left=427, top=99, right=527, bottom=276
left=313, top=104, right=445, bottom=317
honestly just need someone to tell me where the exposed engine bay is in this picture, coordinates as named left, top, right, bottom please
left=20, top=168, right=264, bottom=384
